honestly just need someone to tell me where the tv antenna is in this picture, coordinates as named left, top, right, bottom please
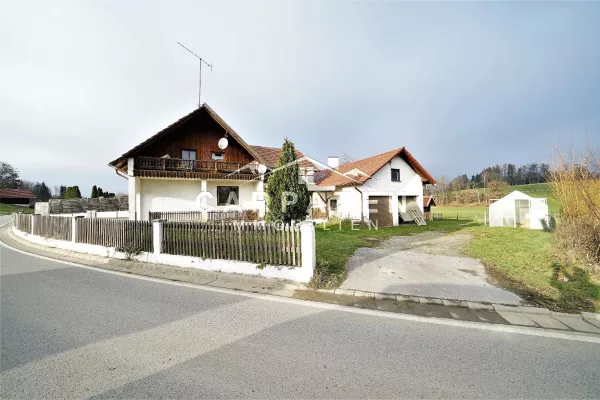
left=177, top=41, right=212, bottom=107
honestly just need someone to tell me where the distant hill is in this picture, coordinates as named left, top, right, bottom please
left=434, top=182, right=561, bottom=214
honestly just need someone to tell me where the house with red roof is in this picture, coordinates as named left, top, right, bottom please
left=313, top=149, right=436, bottom=226
left=108, top=103, right=434, bottom=225
left=108, top=104, right=318, bottom=221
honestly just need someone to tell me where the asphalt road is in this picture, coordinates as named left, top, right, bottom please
left=1, top=221, right=600, bottom=398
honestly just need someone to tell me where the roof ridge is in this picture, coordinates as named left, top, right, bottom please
left=338, top=147, right=404, bottom=168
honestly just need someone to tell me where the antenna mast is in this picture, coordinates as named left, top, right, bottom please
left=177, top=41, right=212, bottom=107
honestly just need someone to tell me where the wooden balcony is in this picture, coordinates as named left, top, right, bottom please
left=133, top=156, right=259, bottom=180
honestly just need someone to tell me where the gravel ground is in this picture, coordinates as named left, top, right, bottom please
left=382, top=231, right=473, bottom=257
left=341, top=231, right=524, bottom=304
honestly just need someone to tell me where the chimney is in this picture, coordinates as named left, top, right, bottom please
left=327, top=156, right=339, bottom=169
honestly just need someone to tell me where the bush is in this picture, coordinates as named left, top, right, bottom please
left=541, top=215, right=556, bottom=232
left=551, top=146, right=600, bottom=266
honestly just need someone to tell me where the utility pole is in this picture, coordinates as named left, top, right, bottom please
left=177, top=42, right=212, bottom=107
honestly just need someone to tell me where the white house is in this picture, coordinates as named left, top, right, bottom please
left=312, top=148, right=436, bottom=227
left=108, top=104, right=436, bottom=226
left=108, top=103, right=316, bottom=221
left=489, top=190, right=549, bottom=229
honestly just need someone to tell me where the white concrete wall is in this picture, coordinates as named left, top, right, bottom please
left=335, top=187, right=362, bottom=220
left=53, top=211, right=128, bottom=219
left=12, top=223, right=314, bottom=283
left=137, top=178, right=264, bottom=221
left=326, top=156, right=425, bottom=225
left=140, top=179, right=203, bottom=220
left=205, top=180, right=263, bottom=214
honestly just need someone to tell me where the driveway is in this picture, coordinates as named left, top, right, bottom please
left=340, top=232, right=524, bottom=305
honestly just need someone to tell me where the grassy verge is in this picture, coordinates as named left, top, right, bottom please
left=464, top=226, right=599, bottom=313
left=0, top=204, right=34, bottom=215
left=312, top=219, right=472, bottom=289
left=433, top=206, right=487, bottom=221
left=313, top=217, right=599, bottom=313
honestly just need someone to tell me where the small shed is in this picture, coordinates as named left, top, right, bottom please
left=0, top=189, right=36, bottom=206
left=423, top=195, right=436, bottom=213
left=489, top=190, right=548, bottom=229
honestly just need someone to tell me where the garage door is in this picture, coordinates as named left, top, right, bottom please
left=368, top=196, right=393, bottom=227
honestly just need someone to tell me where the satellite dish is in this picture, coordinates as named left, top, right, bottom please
left=257, top=164, right=267, bottom=174
left=218, top=137, right=228, bottom=150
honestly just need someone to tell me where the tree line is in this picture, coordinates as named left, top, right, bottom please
left=0, top=161, right=117, bottom=202
left=448, top=162, right=551, bottom=191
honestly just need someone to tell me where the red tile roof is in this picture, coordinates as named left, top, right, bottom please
left=250, top=145, right=317, bottom=169
left=0, top=188, right=36, bottom=199
left=423, top=195, right=435, bottom=207
left=317, top=147, right=436, bottom=187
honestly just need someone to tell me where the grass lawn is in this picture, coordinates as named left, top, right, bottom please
left=312, top=219, right=471, bottom=289
left=0, top=204, right=34, bottom=215
left=464, top=227, right=599, bottom=313
left=313, top=218, right=599, bottom=313
left=433, top=206, right=487, bottom=221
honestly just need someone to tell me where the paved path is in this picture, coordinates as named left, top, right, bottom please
left=2, top=223, right=600, bottom=398
left=341, top=231, right=524, bottom=304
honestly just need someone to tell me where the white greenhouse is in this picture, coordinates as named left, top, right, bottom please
left=489, top=190, right=549, bottom=230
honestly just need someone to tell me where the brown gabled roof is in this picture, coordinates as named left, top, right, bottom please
left=0, top=188, right=37, bottom=199
left=250, top=145, right=317, bottom=169
left=317, top=147, right=436, bottom=187
left=423, top=195, right=436, bottom=207
left=109, top=103, right=266, bottom=171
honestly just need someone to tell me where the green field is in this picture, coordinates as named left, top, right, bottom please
left=435, top=183, right=561, bottom=218
left=0, top=204, right=34, bottom=215
left=433, top=206, right=488, bottom=221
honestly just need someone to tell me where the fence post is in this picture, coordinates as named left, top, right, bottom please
left=299, top=221, right=316, bottom=280
left=152, top=219, right=165, bottom=255
left=31, top=214, right=40, bottom=235
left=71, top=216, right=82, bottom=243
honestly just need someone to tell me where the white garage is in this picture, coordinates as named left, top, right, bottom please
left=489, top=190, right=549, bottom=230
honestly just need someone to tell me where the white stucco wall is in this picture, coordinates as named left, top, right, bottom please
left=138, top=178, right=264, bottom=221
left=335, top=187, right=362, bottom=220
left=323, top=156, right=425, bottom=225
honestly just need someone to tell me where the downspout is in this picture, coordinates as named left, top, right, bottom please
left=354, top=186, right=364, bottom=222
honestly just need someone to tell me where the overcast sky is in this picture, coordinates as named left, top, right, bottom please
left=1, top=1, right=598, bottom=194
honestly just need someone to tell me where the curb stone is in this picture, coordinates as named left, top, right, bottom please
left=3, top=224, right=599, bottom=335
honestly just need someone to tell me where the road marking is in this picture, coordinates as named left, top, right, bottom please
left=1, top=226, right=600, bottom=344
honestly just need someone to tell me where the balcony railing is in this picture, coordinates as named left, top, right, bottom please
left=135, top=156, right=256, bottom=174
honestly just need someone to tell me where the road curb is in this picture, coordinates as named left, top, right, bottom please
left=2, top=223, right=599, bottom=335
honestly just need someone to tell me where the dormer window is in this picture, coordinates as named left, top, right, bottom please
left=212, top=152, right=224, bottom=160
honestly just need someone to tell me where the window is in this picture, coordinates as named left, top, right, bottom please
left=182, top=150, right=196, bottom=160
left=330, top=199, right=338, bottom=211
left=212, top=152, right=224, bottom=160
left=217, top=186, right=239, bottom=206
left=182, top=150, right=196, bottom=168
left=391, top=168, right=400, bottom=181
